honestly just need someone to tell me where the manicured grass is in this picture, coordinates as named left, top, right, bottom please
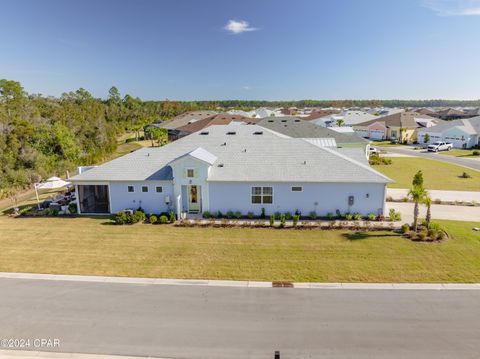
left=373, top=157, right=480, bottom=191
left=371, top=140, right=402, bottom=148
left=439, top=149, right=480, bottom=158
left=0, top=216, right=479, bottom=282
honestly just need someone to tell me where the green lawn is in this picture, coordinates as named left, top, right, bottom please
left=373, top=157, right=480, bottom=191
left=439, top=149, right=480, bottom=158
left=371, top=140, right=402, bottom=148
left=0, top=216, right=479, bottom=282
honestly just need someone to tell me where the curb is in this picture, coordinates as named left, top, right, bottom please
left=1, top=272, right=479, bottom=290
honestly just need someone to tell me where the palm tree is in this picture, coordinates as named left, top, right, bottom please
left=336, top=119, right=345, bottom=127
left=409, top=186, right=426, bottom=232
left=423, top=194, right=432, bottom=229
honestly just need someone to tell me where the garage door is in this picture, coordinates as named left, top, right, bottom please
left=369, top=130, right=385, bottom=140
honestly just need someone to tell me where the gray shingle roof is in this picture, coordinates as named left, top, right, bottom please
left=257, top=117, right=369, bottom=144
left=71, top=125, right=390, bottom=184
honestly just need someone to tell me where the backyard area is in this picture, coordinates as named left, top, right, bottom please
left=373, top=157, right=480, bottom=191
left=0, top=215, right=479, bottom=282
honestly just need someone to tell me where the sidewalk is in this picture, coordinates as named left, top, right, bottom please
left=386, top=202, right=480, bottom=223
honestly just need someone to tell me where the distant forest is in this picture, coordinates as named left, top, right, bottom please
left=1, top=78, right=478, bottom=199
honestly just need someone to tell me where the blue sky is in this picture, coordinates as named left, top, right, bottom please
left=1, top=0, right=480, bottom=100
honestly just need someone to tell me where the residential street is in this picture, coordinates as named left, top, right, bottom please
left=1, top=278, right=480, bottom=359
left=379, top=146, right=480, bottom=171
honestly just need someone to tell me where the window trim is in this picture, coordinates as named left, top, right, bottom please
left=291, top=186, right=303, bottom=192
left=155, top=186, right=163, bottom=193
left=251, top=186, right=274, bottom=205
left=141, top=185, right=149, bottom=193
left=186, top=168, right=195, bottom=178
left=127, top=185, right=135, bottom=193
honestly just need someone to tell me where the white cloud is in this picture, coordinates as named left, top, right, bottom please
left=224, top=20, right=258, bottom=34
left=423, top=0, right=480, bottom=16
left=242, top=86, right=251, bottom=90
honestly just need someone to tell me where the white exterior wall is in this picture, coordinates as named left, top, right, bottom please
left=208, top=182, right=386, bottom=216
left=108, top=181, right=174, bottom=214
left=418, top=128, right=478, bottom=148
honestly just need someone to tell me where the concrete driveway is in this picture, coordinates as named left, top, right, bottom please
left=1, top=278, right=480, bottom=359
left=379, top=146, right=480, bottom=171
left=387, top=202, right=480, bottom=223
left=387, top=188, right=480, bottom=203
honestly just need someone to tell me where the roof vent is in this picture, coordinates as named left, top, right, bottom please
left=200, top=131, right=209, bottom=135
left=303, top=160, right=307, bottom=165
left=221, top=142, right=226, bottom=146
left=226, top=131, right=236, bottom=135
left=253, top=131, right=263, bottom=135
left=281, top=119, right=287, bottom=122
left=268, top=120, right=274, bottom=122
left=294, top=119, right=300, bottom=122
left=217, top=163, right=224, bottom=168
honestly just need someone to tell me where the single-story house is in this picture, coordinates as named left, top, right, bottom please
left=431, top=108, right=470, bottom=121
left=154, top=111, right=218, bottom=141
left=70, top=125, right=391, bottom=218
left=353, top=112, right=439, bottom=143
left=417, top=116, right=480, bottom=149
left=311, top=111, right=378, bottom=127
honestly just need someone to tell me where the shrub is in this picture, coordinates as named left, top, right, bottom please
left=274, top=211, right=281, bottom=220
left=112, top=212, right=127, bottom=224
left=133, top=210, right=146, bottom=223
left=406, top=231, right=417, bottom=240
left=389, top=208, right=401, bottom=221
left=292, top=214, right=300, bottom=226
left=461, top=172, right=471, bottom=178
left=226, top=211, right=234, bottom=219
left=345, top=213, right=353, bottom=220
left=353, top=213, right=361, bottom=220
left=294, top=209, right=302, bottom=217
left=309, top=211, right=317, bottom=220
left=280, top=215, right=286, bottom=227
left=326, top=212, right=334, bottom=220
left=438, top=231, right=447, bottom=241
left=269, top=215, right=275, bottom=226
left=418, top=230, right=427, bottom=241
left=50, top=208, right=59, bottom=216
left=169, top=211, right=177, bottom=223
left=367, top=213, right=376, bottom=221
left=260, top=208, right=266, bottom=219
left=472, top=150, right=479, bottom=156
left=19, top=206, right=33, bottom=216
left=202, top=211, right=211, bottom=219
left=216, top=211, right=223, bottom=218
left=284, top=212, right=292, bottom=220
left=427, top=229, right=439, bottom=241
left=68, top=203, right=77, bottom=214
left=428, top=222, right=441, bottom=231
left=136, top=207, right=144, bottom=213
left=159, top=215, right=168, bottom=224
left=247, top=211, right=254, bottom=219
left=149, top=215, right=158, bottom=224
left=235, top=211, right=242, bottom=219
left=335, top=209, right=342, bottom=218
left=401, top=223, right=410, bottom=234
left=369, top=154, right=392, bottom=165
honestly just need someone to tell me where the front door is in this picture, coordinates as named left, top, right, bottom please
left=188, top=185, right=201, bottom=212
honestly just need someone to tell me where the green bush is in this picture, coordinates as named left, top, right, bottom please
left=345, top=213, right=353, bottom=220
left=235, top=211, right=242, bottom=219
left=274, top=212, right=281, bottom=220
left=461, top=172, right=471, bottom=178
left=133, top=210, right=146, bottom=223
left=429, top=222, right=440, bottom=231
left=169, top=211, right=177, bottom=223
left=389, top=208, right=401, bottom=221
left=202, top=211, right=211, bottom=219
left=401, top=224, right=410, bottom=234
left=51, top=208, right=59, bottom=216
left=68, top=203, right=77, bottom=214
left=336, top=209, right=342, bottom=218
left=149, top=215, right=158, bottom=224
left=19, top=206, right=33, bottom=216
left=159, top=215, right=168, bottom=224
left=112, top=211, right=128, bottom=225
left=326, top=212, right=334, bottom=220
left=280, top=215, right=286, bottom=227
left=292, top=214, right=300, bottom=226
left=418, top=230, right=428, bottom=241
left=247, top=212, right=254, bottom=219
left=367, top=213, right=376, bottom=221
left=260, top=208, right=266, bottom=219
left=427, top=229, right=439, bottom=241
left=216, top=211, right=223, bottom=218
left=309, top=211, right=317, bottom=220
left=284, top=212, right=292, bottom=220
left=369, top=154, right=392, bottom=165
left=472, top=150, right=479, bottom=156
left=353, top=213, right=361, bottom=220
left=226, top=211, right=234, bottom=219
left=269, top=215, right=275, bottom=226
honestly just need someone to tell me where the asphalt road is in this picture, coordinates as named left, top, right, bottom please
left=1, top=279, right=480, bottom=359
left=379, top=146, right=480, bottom=171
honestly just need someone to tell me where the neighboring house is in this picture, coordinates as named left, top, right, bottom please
left=303, top=109, right=341, bottom=121
left=70, top=125, right=391, bottom=218
left=312, top=111, right=377, bottom=127
left=227, top=108, right=279, bottom=118
left=257, top=117, right=370, bottom=152
left=158, top=111, right=218, bottom=141
left=415, top=108, right=435, bottom=116
left=353, top=112, right=438, bottom=143
left=175, top=114, right=256, bottom=137
left=431, top=108, right=469, bottom=121
left=417, top=116, right=480, bottom=149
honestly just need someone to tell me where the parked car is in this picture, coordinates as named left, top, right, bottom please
left=368, top=147, right=379, bottom=155
left=427, top=141, right=453, bottom=152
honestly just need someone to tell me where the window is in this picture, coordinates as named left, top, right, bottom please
left=187, top=169, right=195, bottom=178
left=251, top=187, right=273, bottom=204
left=127, top=186, right=134, bottom=193
left=156, top=186, right=163, bottom=193
left=291, top=186, right=303, bottom=192
left=142, top=186, right=148, bottom=193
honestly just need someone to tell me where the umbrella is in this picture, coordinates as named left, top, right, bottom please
left=35, top=177, right=71, bottom=209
